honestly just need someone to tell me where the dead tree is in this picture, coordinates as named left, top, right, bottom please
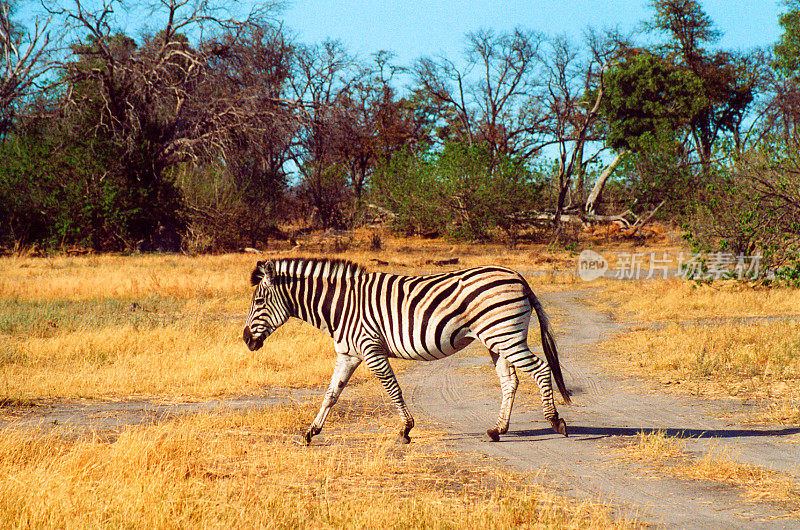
left=0, top=2, right=53, bottom=135
left=535, top=31, right=622, bottom=239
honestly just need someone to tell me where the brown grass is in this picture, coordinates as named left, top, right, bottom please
left=600, top=319, right=800, bottom=424
left=596, top=279, right=800, bottom=322
left=0, top=246, right=578, bottom=402
left=624, top=431, right=800, bottom=516
left=0, top=315, right=360, bottom=400
left=0, top=244, right=649, bottom=527
left=0, top=254, right=252, bottom=301
left=0, top=401, right=630, bottom=529
left=594, top=279, right=800, bottom=423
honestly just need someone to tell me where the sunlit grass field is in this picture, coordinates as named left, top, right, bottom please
left=624, top=431, right=800, bottom=515
left=0, top=242, right=584, bottom=401
left=0, top=247, right=632, bottom=528
left=0, top=403, right=629, bottom=529
left=3, top=241, right=796, bottom=527
left=0, top=253, right=351, bottom=400
left=597, top=279, right=800, bottom=423
left=597, top=279, right=800, bottom=322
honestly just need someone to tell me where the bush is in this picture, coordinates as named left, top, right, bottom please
left=372, top=143, right=545, bottom=242
left=685, top=143, right=800, bottom=271
left=0, top=119, right=188, bottom=253
left=173, top=161, right=288, bottom=252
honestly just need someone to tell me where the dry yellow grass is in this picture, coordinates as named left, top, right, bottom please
left=594, top=278, right=800, bottom=423
left=1, top=315, right=361, bottom=400
left=0, top=253, right=363, bottom=400
left=627, top=430, right=686, bottom=463
left=600, top=320, right=800, bottom=423
left=0, top=248, right=577, bottom=401
left=0, top=248, right=637, bottom=527
left=0, top=403, right=630, bottom=529
left=624, top=431, right=800, bottom=516
left=597, top=279, right=800, bottom=322
left=0, top=254, right=254, bottom=301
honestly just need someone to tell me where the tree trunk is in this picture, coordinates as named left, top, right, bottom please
left=585, top=149, right=628, bottom=215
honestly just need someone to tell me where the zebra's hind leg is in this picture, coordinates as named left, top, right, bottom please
left=487, top=351, right=518, bottom=442
left=304, top=353, right=362, bottom=445
left=364, top=352, right=414, bottom=444
left=504, top=346, right=568, bottom=437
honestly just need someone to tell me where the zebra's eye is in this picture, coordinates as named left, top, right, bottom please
left=254, top=296, right=266, bottom=305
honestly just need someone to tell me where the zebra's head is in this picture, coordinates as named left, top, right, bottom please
left=243, top=260, right=290, bottom=351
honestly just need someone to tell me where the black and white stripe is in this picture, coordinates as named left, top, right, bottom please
left=243, top=258, right=570, bottom=444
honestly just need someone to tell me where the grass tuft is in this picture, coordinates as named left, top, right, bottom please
left=624, top=431, right=800, bottom=516
left=602, top=320, right=800, bottom=423
left=0, top=405, right=631, bottom=529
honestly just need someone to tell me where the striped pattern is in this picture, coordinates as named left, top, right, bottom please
left=243, top=258, right=570, bottom=443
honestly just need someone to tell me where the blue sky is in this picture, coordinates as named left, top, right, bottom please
left=278, top=0, right=784, bottom=67
left=18, top=1, right=784, bottom=64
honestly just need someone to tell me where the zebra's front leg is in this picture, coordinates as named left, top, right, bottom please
left=487, top=351, right=518, bottom=442
left=364, top=352, right=414, bottom=444
left=304, top=353, right=362, bottom=445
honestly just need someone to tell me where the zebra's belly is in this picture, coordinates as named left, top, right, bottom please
left=385, top=334, right=475, bottom=361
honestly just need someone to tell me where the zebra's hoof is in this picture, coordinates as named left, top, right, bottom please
left=487, top=428, right=501, bottom=442
left=303, top=429, right=318, bottom=446
left=550, top=417, right=568, bottom=437
left=396, top=433, right=411, bottom=445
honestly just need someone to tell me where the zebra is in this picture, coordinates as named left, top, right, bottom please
left=242, top=258, right=570, bottom=445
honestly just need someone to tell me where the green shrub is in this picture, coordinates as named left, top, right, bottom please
left=372, top=143, right=544, bottom=242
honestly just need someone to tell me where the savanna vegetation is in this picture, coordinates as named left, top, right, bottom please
left=2, top=0, right=800, bottom=526
left=0, top=249, right=634, bottom=528
left=0, top=0, right=799, bottom=273
left=0, top=407, right=631, bottom=528
left=624, top=430, right=800, bottom=515
left=595, top=279, right=800, bottom=424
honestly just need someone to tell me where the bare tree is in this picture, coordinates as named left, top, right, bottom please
left=0, top=1, right=53, bottom=135
left=47, top=0, right=294, bottom=166
left=414, top=28, right=545, bottom=162
left=286, top=39, right=361, bottom=228
left=534, top=31, right=622, bottom=234
left=36, top=0, right=297, bottom=249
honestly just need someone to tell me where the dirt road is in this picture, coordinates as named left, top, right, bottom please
left=402, top=290, right=800, bottom=528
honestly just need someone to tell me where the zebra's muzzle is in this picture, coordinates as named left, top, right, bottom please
left=242, top=326, right=265, bottom=351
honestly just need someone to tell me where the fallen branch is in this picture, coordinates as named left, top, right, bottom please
left=624, top=199, right=666, bottom=238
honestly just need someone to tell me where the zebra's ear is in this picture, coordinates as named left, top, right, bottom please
left=264, top=260, right=277, bottom=283
left=250, top=261, right=265, bottom=286
left=251, top=260, right=277, bottom=286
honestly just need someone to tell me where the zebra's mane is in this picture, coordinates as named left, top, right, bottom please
left=252, top=257, right=365, bottom=286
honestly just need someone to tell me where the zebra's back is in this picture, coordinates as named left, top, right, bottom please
left=358, top=266, right=532, bottom=360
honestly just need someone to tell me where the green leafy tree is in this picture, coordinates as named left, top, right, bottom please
left=600, top=52, right=705, bottom=151
left=595, top=52, right=702, bottom=215
left=647, top=0, right=758, bottom=166
left=775, top=1, right=800, bottom=76
left=372, top=143, right=544, bottom=243
left=770, top=2, right=800, bottom=142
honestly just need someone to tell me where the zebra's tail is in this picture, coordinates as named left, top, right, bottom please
left=527, top=287, right=571, bottom=404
